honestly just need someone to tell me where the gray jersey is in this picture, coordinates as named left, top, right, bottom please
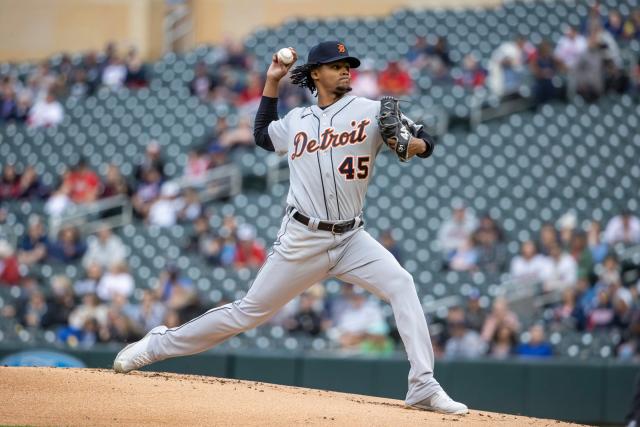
left=268, top=95, right=383, bottom=221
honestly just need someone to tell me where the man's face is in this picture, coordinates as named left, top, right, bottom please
left=312, top=61, right=352, bottom=96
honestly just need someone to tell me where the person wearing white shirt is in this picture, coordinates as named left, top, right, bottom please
left=554, top=26, right=588, bottom=70
left=28, top=92, right=64, bottom=128
left=540, top=245, right=578, bottom=293
left=97, top=261, right=135, bottom=301
left=82, top=224, right=127, bottom=270
left=334, top=291, right=386, bottom=348
left=603, top=211, right=640, bottom=246
left=509, top=240, right=550, bottom=285
left=148, top=182, right=181, bottom=227
left=102, top=58, right=127, bottom=89
left=438, top=202, right=478, bottom=258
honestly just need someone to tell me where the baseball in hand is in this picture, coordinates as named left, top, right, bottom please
left=277, top=48, right=294, bottom=65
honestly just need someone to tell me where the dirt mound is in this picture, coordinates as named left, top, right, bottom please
left=0, top=367, right=581, bottom=426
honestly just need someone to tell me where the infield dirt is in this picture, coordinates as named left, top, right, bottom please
left=0, top=367, right=583, bottom=426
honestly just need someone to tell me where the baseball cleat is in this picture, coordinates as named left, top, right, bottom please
left=113, top=325, right=167, bottom=373
left=409, top=390, right=469, bottom=415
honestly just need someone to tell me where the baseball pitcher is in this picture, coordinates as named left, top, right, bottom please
left=113, top=41, right=468, bottom=415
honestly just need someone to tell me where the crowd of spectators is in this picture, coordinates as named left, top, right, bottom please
left=0, top=43, right=148, bottom=128
left=434, top=202, right=640, bottom=360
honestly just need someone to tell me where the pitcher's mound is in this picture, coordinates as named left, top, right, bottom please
left=0, top=367, right=581, bottom=426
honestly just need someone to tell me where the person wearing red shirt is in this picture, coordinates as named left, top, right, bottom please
left=234, top=224, right=266, bottom=269
left=64, top=158, right=100, bottom=204
left=0, top=240, right=21, bottom=286
left=378, top=61, right=413, bottom=96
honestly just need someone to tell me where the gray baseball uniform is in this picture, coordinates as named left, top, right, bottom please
left=143, top=94, right=441, bottom=405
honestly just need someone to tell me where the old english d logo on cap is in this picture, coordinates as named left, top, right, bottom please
left=337, top=43, right=346, bottom=53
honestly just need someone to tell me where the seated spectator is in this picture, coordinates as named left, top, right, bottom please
left=587, top=220, right=609, bottom=264
left=124, top=47, right=148, bottom=88
left=604, top=10, right=625, bottom=39
left=190, top=61, right=216, bottom=100
left=573, top=32, right=605, bottom=102
left=134, top=140, right=166, bottom=184
left=604, top=210, right=640, bottom=246
left=186, top=215, right=221, bottom=264
left=596, top=254, right=622, bottom=289
left=588, top=289, right=615, bottom=330
left=132, top=168, right=162, bottom=219
left=42, top=275, right=76, bottom=328
left=488, top=36, right=535, bottom=97
left=177, top=187, right=203, bottom=223
left=234, top=224, right=266, bottom=269
left=284, top=285, right=325, bottom=337
left=516, top=324, right=553, bottom=357
left=425, top=36, right=453, bottom=80
left=99, top=307, right=137, bottom=343
left=481, top=297, right=521, bottom=342
left=0, top=240, right=21, bottom=286
left=540, top=244, right=578, bottom=293
left=63, top=158, right=101, bottom=204
left=22, top=289, right=49, bottom=328
left=349, top=60, right=380, bottom=99
left=126, top=290, right=166, bottom=334
left=11, top=92, right=31, bottom=123
left=569, top=231, right=594, bottom=283
left=47, top=225, right=86, bottom=263
left=455, top=54, right=486, bottom=89
left=163, top=309, right=182, bottom=329
left=237, top=72, right=263, bottom=107
left=17, top=165, right=47, bottom=199
left=465, top=290, right=487, bottom=332
left=623, top=9, right=640, bottom=39
left=82, top=224, right=127, bottom=270
left=378, top=61, right=412, bottom=96
left=17, top=216, right=49, bottom=266
left=438, top=201, right=478, bottom=261
left=537, top=223, right=559, bottom=256
left=27, top=91, right=64, bottom=128
left=0, top=164, right=21, bottom=200
left=554, top=26, right=588, bottom=71
left=333, top=288, right=388, bottom=351
left=101, top=164, right=131, bottom=199
left=406, top=36, right=429, bottom=66
left=449, top=236, right=479, bottom=272
left=475, top=214, right=507, bottom=273
left=148, top=181, right=181, bottom=227
left=68, top=293, right=109, bottom=330
left=380, top=230, right=402, bottom=265
left=96, top=261, right=134, bottom=301
left=102, top=57, right=127, bottom=89
left=531, top=40, right=563, bottom=105
left=73, top=263, right=103, bottom=297
left=154, top=264, right=197, bottom=313
left=603, top=56, right=630, bottom=94
left=69, top=68, right=91, bottom=98
left=557, top=211, right=577, bottom=249
left=553, top=288, right=585, bottom=329
left=184, top=150, right=210, bottom=183
left=0, top=85, right=17, bottom=122
left=510, top=240, right=549, bottom=285
left=612, top=287, right=633, bottom=331
left=218, top=116, right=254, bottom=149
left=444, top=306, right=487, bottom=358
left=488, top=325, right=517, bottom=359
left=44, top=180, right=73, bottom=218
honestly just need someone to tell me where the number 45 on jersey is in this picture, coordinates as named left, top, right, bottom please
left=338, top=156, right=370, bottom=180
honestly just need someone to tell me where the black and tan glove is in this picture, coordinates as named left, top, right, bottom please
left=376, top=96, right=412, bottom=162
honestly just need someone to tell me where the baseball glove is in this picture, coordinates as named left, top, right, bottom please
left=377, top=96, right=412, bottom=162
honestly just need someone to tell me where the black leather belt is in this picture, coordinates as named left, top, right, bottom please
left=292, top=211, right=363, bottom=234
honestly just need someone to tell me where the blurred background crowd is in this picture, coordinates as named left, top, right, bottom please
left=0, top=0, right=639, bottom=363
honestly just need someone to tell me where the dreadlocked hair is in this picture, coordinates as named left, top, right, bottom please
left=290, top=63, right=318, bottom=96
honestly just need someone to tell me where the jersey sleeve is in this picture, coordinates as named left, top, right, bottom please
left=267, top=111, right=292, bottom=155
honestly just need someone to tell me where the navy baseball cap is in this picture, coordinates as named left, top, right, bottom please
left=306, top=41, right=361, bottom=68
